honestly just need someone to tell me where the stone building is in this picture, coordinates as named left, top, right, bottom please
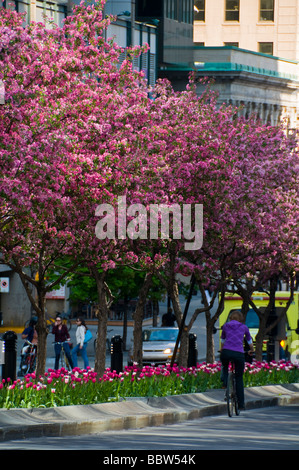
left=192, top=0, right=299, bottom=129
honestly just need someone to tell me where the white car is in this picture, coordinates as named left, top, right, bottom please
left=128, top=327, right=179, bottom=366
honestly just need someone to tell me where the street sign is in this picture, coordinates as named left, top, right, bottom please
left=45, top=284, right=65, bottom=299
left=0, top=278, right=9, bottom=293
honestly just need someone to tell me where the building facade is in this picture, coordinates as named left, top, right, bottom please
left=194, top=0, right=299, bottom=61
left=192, top=0, right=299, bottom=129
left=2, top=0, right=67, bottom=25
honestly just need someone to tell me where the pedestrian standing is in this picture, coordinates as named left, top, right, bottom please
left=71, top=317, right=89, bottom=369
left=161, top=308, right=176, bottom=326
left=52, top=314, right=73, bottom=370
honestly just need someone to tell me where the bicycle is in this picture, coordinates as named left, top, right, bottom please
left=19, top=340, right=37, bottom=376
left=53, top=341, right=72, bottom=371
left=226, top=362, right=240, bottom=417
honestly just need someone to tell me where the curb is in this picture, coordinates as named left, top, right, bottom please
left=0, top=384, right=298, bottom=441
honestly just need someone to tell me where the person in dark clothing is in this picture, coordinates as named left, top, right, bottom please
left=162, top=308, right=176, bottom=327
left=220, top=310, right=254, bottom=410
left=18, top=319, right=38, bottom=376
left=52, top=315, right=73, bottom=370
left=21, top=319, right=36, bottom=343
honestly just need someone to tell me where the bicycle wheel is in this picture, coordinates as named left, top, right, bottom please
left=59, top=351, right=66, bottom=369
left=233, top=375, right=240, bottom=416
left=60, top=347, right=72, bottom=371
left=23, top=356, right=31, bottom=376
left=64, top=353, right=71, bottom=370
left=226, top=372, right=234, bottom=417
left=29, top=354, right=36, bottom=373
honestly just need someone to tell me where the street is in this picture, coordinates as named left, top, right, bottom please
left=3, top=296, right=299, bottom=454
left=0, top=406, right=298, bottom=450
left=15, top=292, right=218, bottom=372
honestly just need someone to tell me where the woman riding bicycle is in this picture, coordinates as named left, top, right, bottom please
left=220, top=310, right=254, bottom=410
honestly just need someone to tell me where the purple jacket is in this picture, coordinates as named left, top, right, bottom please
left=221, top=320, right=252, bottom=353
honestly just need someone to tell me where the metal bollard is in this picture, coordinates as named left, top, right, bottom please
left=0, top=340, right=4, bottom=366
left=188, top=333, right=198, bottom=367
left=267, top=337, right=275, bottom=362
left=2, top=331, right=17, bottom=382
left=110, top=335, right=123, bottom=373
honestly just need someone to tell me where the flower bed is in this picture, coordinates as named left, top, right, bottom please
left=0, top=360, right=298, bottom=409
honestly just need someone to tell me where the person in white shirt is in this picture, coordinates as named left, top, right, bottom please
left=71, top=317, right=89, bottom=369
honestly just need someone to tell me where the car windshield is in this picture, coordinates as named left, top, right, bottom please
left=245, top=309, right=260, bottom=328
left=142, top=329, right=178, bottom=342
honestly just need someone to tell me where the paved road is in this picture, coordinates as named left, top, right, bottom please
left=1, top=406, right=298, bottom=450
left=14, top=292, right=217, bottom=372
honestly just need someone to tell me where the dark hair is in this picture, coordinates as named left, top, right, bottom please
left=77, top=316, right=87, bottom=331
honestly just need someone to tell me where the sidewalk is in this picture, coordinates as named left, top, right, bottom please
left=0, top=383, right=298, bottom=441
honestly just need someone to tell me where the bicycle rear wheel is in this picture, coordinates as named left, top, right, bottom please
left=22, top=356, right=31, bottom=376
left=226, top=372, right=234, bottom=417
left=29, top=353, right=37, bottom=373
left=233, top=375, right=240, bottom=416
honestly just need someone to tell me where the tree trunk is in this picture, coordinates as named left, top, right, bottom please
left=34, top=286, right=48, bottom=377
left=11, top=260, right=48, bottom=377
left=179, top=327, right=189, bottom=367
left=6, top=256, right=79, bottom=377
left=122, top=296, right=128, bottom=351
left=205, top=315, right=215, bottom=363
left=255, top=315, right=267, bottom=361
left=168, top=279, right=189, bottom=367
left=90, top=267, right=112, bottom=377
left=196, top=278, right=226, bottom=364
left=133, top=272, right=153, bottom=367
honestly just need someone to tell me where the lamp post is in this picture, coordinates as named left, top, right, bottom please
left=0, top=80, right=4, bottom=105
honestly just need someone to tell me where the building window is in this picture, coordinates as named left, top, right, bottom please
left=166, top=0, right=175, bottom=19
left=260, top=0, right=274, bottom=22
left=181, top=0, right=193, bottom=23
left=258, top=42, right=273, bottom=55
left=225, top=0, right=239, bottom=22
left=194, top=0, right=205, bottom=21
left=224, top=42, right=239, bottom=47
